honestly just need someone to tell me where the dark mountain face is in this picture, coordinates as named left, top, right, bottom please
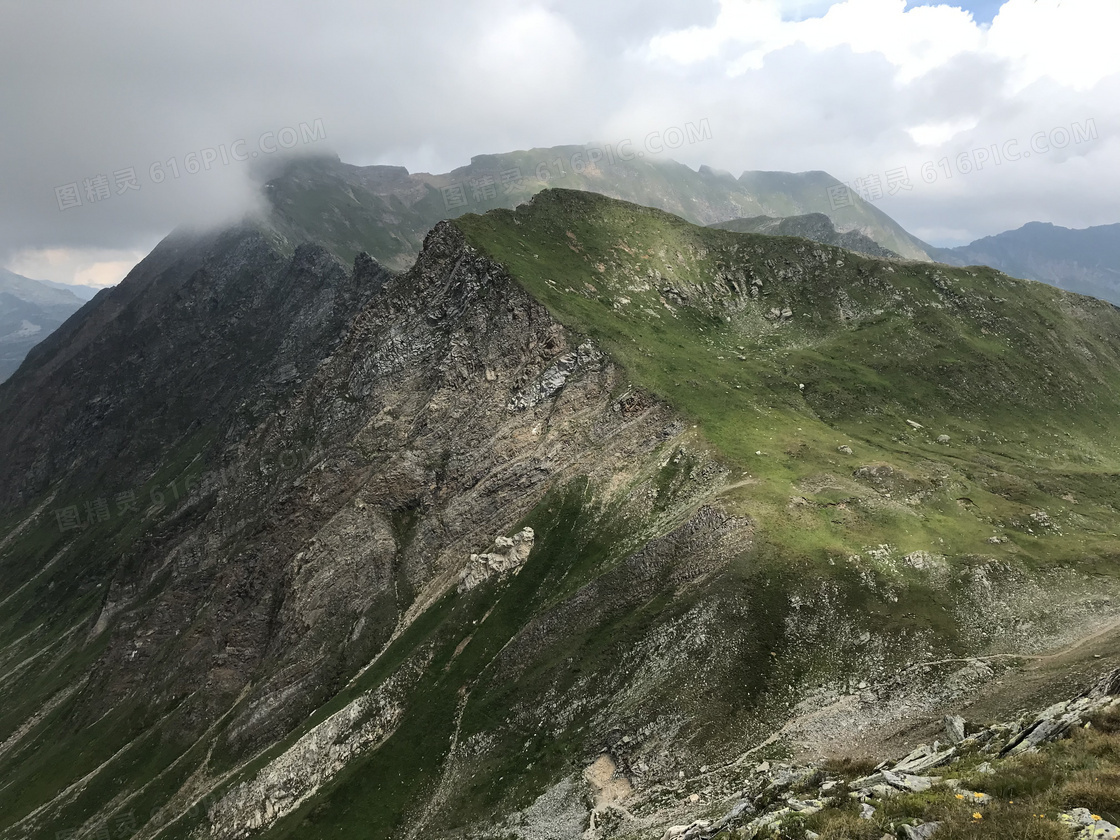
left=708, top=212, right=900, bottom=258
left=0, top=268, right=86, bottom=382
left=2, top=181, right=1120, bottom=840
left=0, top=225, right=386, bottom=513
left=933, top=221, right=1120, bottom=304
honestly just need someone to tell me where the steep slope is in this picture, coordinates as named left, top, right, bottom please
left=1, top=189, right=1118, bottom=840
left=0, top=268, right=86, bottom=382
left=708, top=213, right=899, bottom=259
left=734, top=170, right=933, bottom=261
left=261, top=151, right=934, bottom=270
left=0, top=223, right=384, bottom=512
left=933, top=221, right=1120, bottom=305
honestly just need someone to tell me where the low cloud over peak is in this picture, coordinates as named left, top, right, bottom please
left=2, top=0, right=1115, bottom=284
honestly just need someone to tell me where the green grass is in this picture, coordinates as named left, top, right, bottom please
left=454, top=189, right=1120, bottom=576
left=789, top=721, right=1120, bottom=840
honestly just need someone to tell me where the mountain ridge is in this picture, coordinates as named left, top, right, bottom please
left=932, top=220, right=1120, bottom=305
left=708, top=213, right=900, bottom=259
left=259, top=149, right=936, bottom=270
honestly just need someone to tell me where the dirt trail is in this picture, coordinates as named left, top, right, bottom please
left=899, top=615, right=1120, bottom=674
left=741, top=612, right=1120, bottom=765
left=863, top=614, right=1120, bottom=761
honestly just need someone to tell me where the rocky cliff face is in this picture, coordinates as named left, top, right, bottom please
left=0, top=218, right=746, bottom=840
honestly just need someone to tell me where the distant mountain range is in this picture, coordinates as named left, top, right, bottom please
left=39, top=278, right=101, bottom=301
left=708, top=212, right=900, bottom=258
left=0, top=268, right=88, bottom=382
left=261, top=150, right=936, bottom=269
left=932, top=221, right=1120, bottom=305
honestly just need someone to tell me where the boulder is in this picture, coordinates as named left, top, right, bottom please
left=944, top=714, right=966, bottom=745
left=882, top=770, right=939, bottom=792
left=1061, top=809, right=1120, bottom=840
left=957, top=789, right=992, bottom=805
left=892, top=745, right=956, bottom=774
left=902, top=823, right=942, bottom=840
left=457, top=528, right=536, bottom=592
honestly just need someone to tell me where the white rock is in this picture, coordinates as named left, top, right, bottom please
left=458, top=528, right=536, bottom=592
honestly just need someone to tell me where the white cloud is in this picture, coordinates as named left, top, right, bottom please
left=0, top=0, right=1116, bottom=270
left=906, top=118, right=980, bottom=146
left=987, top=0, right=1120, bottom=92
left=636, top=0, right=1119, bottom=243
left=650, top=0, right=983, bottom=83
left=7, top=247, right=149, bottom=289
left=649, top=0, right=1120, bottom=90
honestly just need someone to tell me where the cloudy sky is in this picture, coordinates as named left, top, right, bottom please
left=1, top=0, right=1116, bottom=287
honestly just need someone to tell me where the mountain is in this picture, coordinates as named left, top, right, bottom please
left=708, top=212, right=900, bottom=258
left=39, top=278, right=103, bottom=301
left=261, top=151, right=936, bottom=269
left=2, top=183, right=1119, bottom=840
left=0, top=146, right=934, bottom=388
left=0, top=267, right=87, bottom=382
left=932, top=221, right=1120, bottom=304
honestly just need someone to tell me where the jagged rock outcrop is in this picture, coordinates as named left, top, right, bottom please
left=458, top=527, right=536, bottom=591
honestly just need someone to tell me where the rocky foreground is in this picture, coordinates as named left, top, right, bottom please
left=635, top=669, right=1120, bottom=840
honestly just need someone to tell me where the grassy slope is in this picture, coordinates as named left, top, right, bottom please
left=454, top=189, right=1120, bottom=578
left=0, top=434, right=216, bottom=839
